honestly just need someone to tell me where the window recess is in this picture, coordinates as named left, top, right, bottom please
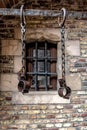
left=26, top=41, right=57, bottom=91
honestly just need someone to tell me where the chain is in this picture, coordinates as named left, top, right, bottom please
left=58, top=8, right=71, bottom=99
left=58, top=8, right=66, bottom=86
left=20, top=5, right=26, bottom=78
left=18, top=5, right=30, bottom=93
left=61, top=25, right=65, bottom=83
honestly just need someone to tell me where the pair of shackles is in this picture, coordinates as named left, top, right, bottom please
left=18, top=5, right=71, bottom=98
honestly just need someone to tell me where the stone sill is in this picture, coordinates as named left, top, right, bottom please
left=12, top=91, right=70, bottom=104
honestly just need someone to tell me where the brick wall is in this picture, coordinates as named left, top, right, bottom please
left=0, top=19, right=87, bottom=130
left=0, top=91, right=87, bottom=130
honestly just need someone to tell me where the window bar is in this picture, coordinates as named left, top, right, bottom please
left=35, top=42, right=38, bottom=91
left=45, top=42, right=48, bottom=90
left=27, top=72, right=57, bottom=75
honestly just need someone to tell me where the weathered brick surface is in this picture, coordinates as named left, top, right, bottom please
left=0, top=91, right=87, bottom=130
left=68, top=57, right=87, bottom=73
left=1, top=20, right=87, bottom=92
left=66, top=20, right=87, bottom=91
left=0, top=14, right=87, bottom=130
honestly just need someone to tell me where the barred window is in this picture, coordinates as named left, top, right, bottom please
left=26, top=41, right=57, bottom=91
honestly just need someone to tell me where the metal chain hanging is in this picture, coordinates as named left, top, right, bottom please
left=20, top=5, right=26, bottom=78
left=58, top=8, right=71, bottom=99
left=17, top=5, right=30, bottom=94
left=61, top=26, right=65, bottom=82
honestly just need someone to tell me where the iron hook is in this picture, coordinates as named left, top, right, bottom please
left=58, top=8, right=66, bottom=27
left=20, top=5, right=26, bottom=27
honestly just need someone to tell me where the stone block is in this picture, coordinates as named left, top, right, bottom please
left=14, top=56, right=22, bottom=73
left=47, top=105, right=55, bottom=109
left=66, top=73, right=81, bottom=90
left=71, top=117, right=83, bottom=122
left=15, top=120, right=30, bottom=124
left=81, top=126, right=87, bottom=130
left=82, top=80, right=87, bottom=89
left=46, top=124, right=54, bottom=128
left=0, top=74, right=18, bottom=91
left=66, top=40, right=80, bottom=56
left=14, top=28, right=21, bottom=39
left=0, top=55, right=14, bottom=73
left=77, top=91, right=87, bottom=95
left=29, top=124, right=38, bottom=129
left=1, top=40, right=22, bottom=56
left=56, top=105, right=63, bottom=109
left=63, top=123, right=72, bottom=127
left=55, top=123, right=62, bottom=127
left=67, top=128, right=76, bottom=130
left=59, top=128, right=67, bottom=130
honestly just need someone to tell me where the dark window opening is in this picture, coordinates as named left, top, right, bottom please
left=26, top=41, right=57, bottom=91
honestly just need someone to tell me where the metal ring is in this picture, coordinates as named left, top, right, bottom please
left=63, top=86, right=71, bottom=99
left=18, top=80, right=25, bottom=92
left=58, top=87, right=65, bottom=97
left=58, top=86, right=71, bottom=99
